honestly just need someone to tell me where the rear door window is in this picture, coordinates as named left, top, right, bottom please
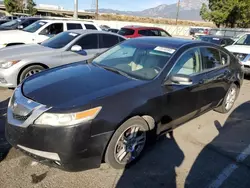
left=200, top=47, right=222, bottom=70
left=99, top=34, right=119, bottom=48
left=160, top=30, right=171, bottom=37
left=118, top=28, right=135, bottom=36
left=138, top=30, right=148, bottom=36
left=74, top=34, right=98, bottom=49
left=67, top=23, right=83, bottom=30
left=84, top=24, right=97, bottom=30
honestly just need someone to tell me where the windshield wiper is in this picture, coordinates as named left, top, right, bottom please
left=98, top=64, right=137, bottom=80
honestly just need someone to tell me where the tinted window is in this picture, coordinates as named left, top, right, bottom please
left=200, top=48, right=221, bottom=69
left=67, top=23, right=83, bottom=30
left=118, top=28, right=135, bottom=36
left=226, top=39, right=234, bottom=45
left=138, top=30, right=148, bottom=36
left=40, top=23, right=64, bottom=35
left=84, top=24, right=97, bottom=30
left=119, top=37, right=125, bottom=42
left=138, top=29, right=160, bottom=36
left=41, top=32, right=79, bottom=49
left=74, top=34, right=98, bottom=49
left=23, top=21, right=47, bottom=33
left=100, top=34, right=119, bottom=48
left=93, top=42, right=174, bottom=80
left=170, top=48, right=201, bottom=76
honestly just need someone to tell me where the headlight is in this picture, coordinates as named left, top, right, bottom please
left=0, top=60, right=20, bottom=69
left=34, top=107, right=102, bottom=126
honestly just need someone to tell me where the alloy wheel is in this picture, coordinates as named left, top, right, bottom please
left=225, top=87, right=237, bottom=110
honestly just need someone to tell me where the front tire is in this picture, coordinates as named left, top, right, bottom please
left=19, top=65, right=45, bottom=84
left=214, top=83, right=239, bottom=114
left=105, top=117, right=149, bottom=169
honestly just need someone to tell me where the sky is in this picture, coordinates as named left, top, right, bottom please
left=35, top=0, right=177, bottom=11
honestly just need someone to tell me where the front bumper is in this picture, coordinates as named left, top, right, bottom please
left=6, top=121, right=112, bottom=171
left=0, top=67, right=18, bottom=88
left=5, top=86, right=113, bottom=171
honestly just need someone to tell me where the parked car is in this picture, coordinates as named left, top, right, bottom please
left=0, top=20, right=101, bottom=48
left=0, top=30, right=126, bottom=88
left=108, top=28, right=119, bottom=33
left=5, top=37, right=243, bottom=171
left=100, top=25, right=110, bottom=31
left=225, top=33, right=250, bottom=75
left=0, top=17, right=42, bottom=31
left=118, top=25, right=171, bottom=38
left=189, top=27, right=210, bottom=36
left=0, top=19, right=11, bottom=25
left=1, top=16, right=18, bottom=20
left=197, top=35, right=235, bottom=47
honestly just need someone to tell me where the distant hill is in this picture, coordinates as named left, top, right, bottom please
left=86, top=0, right=207, bottom=21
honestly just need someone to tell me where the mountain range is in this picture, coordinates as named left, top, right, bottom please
left=86, top=0, right=207, bottom=21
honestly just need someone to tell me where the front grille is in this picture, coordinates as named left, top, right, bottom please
left=13, top=113, right=30, bottom=121
left=233, top=53, right=248, bottom=61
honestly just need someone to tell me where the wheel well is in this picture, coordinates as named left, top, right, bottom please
left=101, top=115, right=156, bottom=162
left=6, top=43, right=25, bottom=47
left=17, top=63, right=49, bottom=84
left=234, top=81, right=240, bottom=89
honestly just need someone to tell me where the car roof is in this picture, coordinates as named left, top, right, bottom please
left=65, top=29, right=126, bottom=38
left=122, top=25, right=164, bottom=30
left=200, top=35, right=232, bottom=39
left=39, top=19, right=96, bottom=24
left=129, top=37, right=200, bottom=49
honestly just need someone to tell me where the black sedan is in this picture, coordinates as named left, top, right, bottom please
left=0, top=17, right=42, bottom=30
left=198, top=35, right=235, bottom=47
left=5, top=37, right=243, bottom=171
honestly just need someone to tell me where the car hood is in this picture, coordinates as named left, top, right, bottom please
left=0, top=44, right=57, bottom=61
left=225, top=45, right=250, bottom=54
left=22, top=63, right=143, bottom=110
left=0, top=30, right=33, bottom=44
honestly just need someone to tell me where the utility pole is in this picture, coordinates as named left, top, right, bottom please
left=96, top=0, right=99, bottom=20
left=74, top=0, right=78, bottom=19
left=175, top=0, right=180, bottom=25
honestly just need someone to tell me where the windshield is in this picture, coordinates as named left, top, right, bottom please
left=235, top=34, right=250, bottom=45
left=0, top=19, right=20, bottom=27
left=200, top=37, right=221, bottom=44
left=41, top=32, right=80, bottom=49
left=118, top=28, right=135, bottom=36
left=93, top=41, right=174, bottom=80
left=23, top=21, right=47, bottom=33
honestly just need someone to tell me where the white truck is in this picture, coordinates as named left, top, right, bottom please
left=226, top=33, right=250, bottom=75
left=0, top=19, right=101, bottom=48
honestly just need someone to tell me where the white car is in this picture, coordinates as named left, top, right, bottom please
left=225, top=33, right=250, bottom=75
left=0, top=19, right=101, bottom=48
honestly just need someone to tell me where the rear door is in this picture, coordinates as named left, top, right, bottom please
left=200, top=47, right=231, bottom=109
left=160, top=47, right=208, bottom=132
left=62, top=33, right=99, bottom=63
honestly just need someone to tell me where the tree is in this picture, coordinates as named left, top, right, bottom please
left=4, top=0, right=23, bottom=13
left=26, top=0, right=37, bottom=15
left=200, top=0, right=250, bottom=28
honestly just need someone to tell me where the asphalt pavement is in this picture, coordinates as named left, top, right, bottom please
left=1, top=80, right=250, bottom=188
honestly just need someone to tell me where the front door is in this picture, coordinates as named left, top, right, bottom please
left=159, top=47, right=208, bottom=133
left=63, top=33, right=100, bottom=64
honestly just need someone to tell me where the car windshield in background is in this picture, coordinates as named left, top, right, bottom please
left=118, top=28, right=135, bottom=36
left=93, top=41, right=174, bottom=80
left=23, top=21, right=47, bottom=33
left=41, top=32, right=80, bottom=49
left=200, top=37, right=221, bottom=44
left=0, top=19, right=22, bottom=27
left=235, top=34, right=250, bottom=45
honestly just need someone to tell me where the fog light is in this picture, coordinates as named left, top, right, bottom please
left=0, top=78, right=7, bottom=83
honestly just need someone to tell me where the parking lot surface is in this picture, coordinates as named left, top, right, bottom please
left=1, top=80, right=250, bottom=188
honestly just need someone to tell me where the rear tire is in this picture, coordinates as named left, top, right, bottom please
left=105, top=117, right=149, bottom=169
left=214, top=83, right=239, bottom=114
left=19, top=65, right=45, bottom=84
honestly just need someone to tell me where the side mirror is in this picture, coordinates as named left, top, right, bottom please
left=165, top=74, right=193, bottom=85
left=71, top=45, right=82, bottom=52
